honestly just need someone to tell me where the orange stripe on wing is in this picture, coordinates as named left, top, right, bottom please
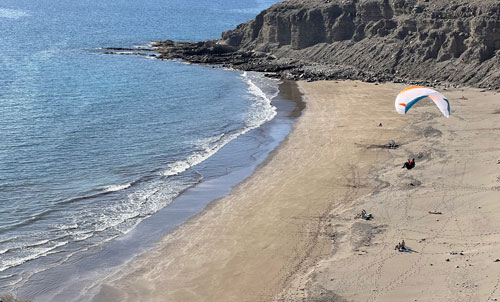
left=399, top=103, right=406, bottom=107
left=400, top=86, right=424, bottom=93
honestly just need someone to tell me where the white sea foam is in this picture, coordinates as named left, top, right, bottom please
left=242, top=71, right=278, bottom=129
left=161, top=160, right=191, bottom=177
left=0, top=8, right=30, bottom=19
left=26, top=239, right=50, bottom=248
left=0, top=274, right=15, bottom=280
left=85, top=175, right=199, bottom=243
left=0, top=241, right=68, bottom=273
left=159, top=136, right=229, bottom=180
left=73, top=232, right=93, bottom=242
left=56, top=223, right=79, bottom=230
left=103, top=183, right=131, bottom=192
left=159, top=72, right=278, bottom=180
left=161, top=134, right=225, bottom=177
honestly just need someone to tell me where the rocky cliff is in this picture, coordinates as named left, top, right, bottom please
left=152, top=0, right=500, bottom=89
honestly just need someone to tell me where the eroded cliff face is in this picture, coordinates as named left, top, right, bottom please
left=147, top=0, right=499, bottom=89
left=219, top=0, right=499, bottom=88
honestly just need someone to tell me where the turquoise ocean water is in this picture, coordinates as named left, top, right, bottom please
left=0, top=0, right=293, bottom=300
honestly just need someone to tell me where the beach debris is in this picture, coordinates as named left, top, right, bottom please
left=395, top=86, right=451, bottom=118
left=378, top=123, right=383, bottom=127
left=494, top=259, right=500, bottom=262
left=446, top=258, right=450, bottom=262
left=428, top=211, right=442, bottom=215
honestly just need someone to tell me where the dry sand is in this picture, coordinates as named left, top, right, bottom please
left=90, top=81, right=500, bottom=302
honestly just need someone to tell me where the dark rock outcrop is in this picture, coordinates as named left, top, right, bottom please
left=151, top=0, right=500, bottom=89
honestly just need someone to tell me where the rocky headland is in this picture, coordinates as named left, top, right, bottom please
left=108, top=0, right=500, bottom=89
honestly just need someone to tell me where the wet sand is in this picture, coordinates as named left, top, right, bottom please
left=90, top=81, right=500, bottom=302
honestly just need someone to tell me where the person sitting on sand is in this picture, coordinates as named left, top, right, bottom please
left=356, top=209, right=370, bottom=219
left=395, top=240, right=406, bottom=250
left=402, top=158, right=415, bottom=170
left=356, top=209, right=373, bottom=220
left=355, top=210, right=365, bottom=219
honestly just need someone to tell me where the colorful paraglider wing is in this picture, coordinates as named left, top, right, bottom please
left=395, top=86, right=450, bottom=118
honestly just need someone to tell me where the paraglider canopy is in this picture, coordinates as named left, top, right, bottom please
left=395, top=86, right=450, bottom=118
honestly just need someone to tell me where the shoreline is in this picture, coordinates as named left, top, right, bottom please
left=88, top=80, right=408, bottom=301
left=90, top=80, right=499, bottom=302
left=9, top=76, right=303, bottom=302
left=83, top=80, right=306, bottom=302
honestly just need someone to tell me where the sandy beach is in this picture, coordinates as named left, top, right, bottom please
left=90, top=81, right=500, bottom=302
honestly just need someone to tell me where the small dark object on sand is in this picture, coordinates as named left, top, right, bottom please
left=402, top=158, right=415, bottom=170
left=428, top=211, right=442, bottom=215
left=495, top=259, right=500, bottom=262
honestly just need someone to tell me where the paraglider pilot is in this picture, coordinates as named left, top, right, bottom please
left=402, top=158, right=415, bottom=170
